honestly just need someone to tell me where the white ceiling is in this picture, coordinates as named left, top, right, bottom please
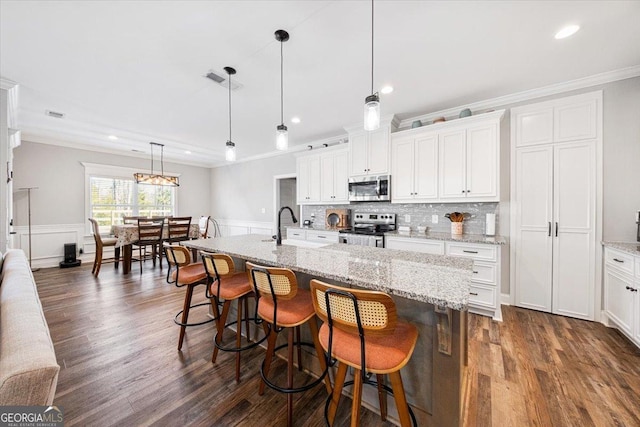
left=1, top=1, right=639, bottom=167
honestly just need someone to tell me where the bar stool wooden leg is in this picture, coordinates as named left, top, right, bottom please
left=295, top=325, right=302, bottom=371
left=389, top=371, right=412, bottom=427
left=244, top=298, right=251, bottom=343
left=308, top=318, right=332, bottom=394
left=178, top=284, right=194, bottom=350
left=287, top=327, right=295, bottom=427
left=235, top=299, right=243, bottom=382
left=212, top=300, right=231, bottom=363
left=377, top=374, right=388, bottom=421
left=328, top=362, right=348, bottom=425
left=260, top=327, right=278, bottom=396
left=350, top=369, right=363, bottom=427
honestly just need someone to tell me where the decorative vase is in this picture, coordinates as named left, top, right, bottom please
left=451, top=222, right=463, bottom=235
left=411, top=120, right=422, bottom=128
left=459, top=108, right=472, bottom=118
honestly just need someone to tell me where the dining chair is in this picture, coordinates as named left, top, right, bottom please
left=198, top=215, right=211, bottom=238
left=122, top=215, right=145, bottom=224
left=88, top=218, right=120, bottom=276
left=132, top=218, right=164, bottom=273
left=166, top=216, right=192, bottom=243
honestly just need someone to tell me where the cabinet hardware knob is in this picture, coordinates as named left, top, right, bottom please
left=613, top=258, right=624, bottom=263
left=470, top=292, right=478, bottom=296
left=626, top=286, right=632, bottom=291
left=467, top=190, right=470, bottom=193
left=461, top=190, right=466, bottom=193
left=633, top=288, right=639, bottom=293
left=463, top=250, right=478, bottom=254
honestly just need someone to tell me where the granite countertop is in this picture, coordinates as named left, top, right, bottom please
left=183, top=234, right=472, bottom=311
left=602, top=241, right=640, bottom=256
left=385, top=230, right=507, bottom=245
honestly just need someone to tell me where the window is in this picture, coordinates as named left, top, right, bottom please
left=84, top=163, right=178, bottom=233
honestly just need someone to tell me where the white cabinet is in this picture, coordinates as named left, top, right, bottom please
left=385, top=235, right=502, bottom=320
left=287, top=228, right=306, bottom=240
left=348, top=125, right=392, bottom=177
left=391, top=133, right=438, bottom=202
left=511, top=91, right=601, bottom=321
left=439, top=123, right=498, bottom=201
left=286, top=228, right=339, bottom=243
left=604, top=247, right=639, bottom=347
left=297, top=155, right=321, bottom=204
left=320, top=149, right=349, bottom=204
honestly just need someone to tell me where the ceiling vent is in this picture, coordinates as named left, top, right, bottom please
left=45, top=110, right=65, bottom=119
left=205, top=70, right=242, bottom=90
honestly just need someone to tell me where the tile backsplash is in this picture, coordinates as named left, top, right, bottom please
left=302, top=202, right=500, bottom=235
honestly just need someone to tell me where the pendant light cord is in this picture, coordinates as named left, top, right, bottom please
left=371, top=0, right=374, bottom=95
left=228, top=73, right=232, bottom=142
left=280, top=39, right=284, bottom=125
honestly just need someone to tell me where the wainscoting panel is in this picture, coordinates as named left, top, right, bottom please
left=214, top=219, right=274, bottom=237
left=13, top=223, right=88, bottom=268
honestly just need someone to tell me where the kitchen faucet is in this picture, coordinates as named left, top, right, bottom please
left=276, top=206, right=298, bottom=245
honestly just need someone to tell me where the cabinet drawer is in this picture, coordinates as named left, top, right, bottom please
left=604, top=248, right=634, bottom=276
left=471, top=261, right=497, bottom=285
left=446, top=242, right=497, bottom=261
left=469, top=284, right=496, bottom=309
left=306, top=230, right=339, bottom=243
left=385, top=237, right=445, bottom=255
left=286, top=229, right=306, bottom=240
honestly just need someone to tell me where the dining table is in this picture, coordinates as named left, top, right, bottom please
left=111, top=223, right=200, bottom=274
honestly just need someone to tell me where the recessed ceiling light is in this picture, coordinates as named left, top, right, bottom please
left=108, top=135, right=118, bottom=140
left=555, top=25, right=580, bottom=39
left=184, top=150, right=191, bottom=154
left=381, top=86, right=394, bottom=94
left=291, top=117, right=301, bottom=124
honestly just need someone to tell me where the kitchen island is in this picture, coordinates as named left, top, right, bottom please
left=182, top=234, right=472, bottom=426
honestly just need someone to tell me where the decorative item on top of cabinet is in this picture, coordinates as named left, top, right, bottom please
left=345, top=115, right=399, bottom=178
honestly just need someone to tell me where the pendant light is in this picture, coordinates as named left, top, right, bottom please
left=275, top=29, right=290, bottom=151
left=363, top=0, right=380, bottom=131
left=134, top=142, right=179, bottom=186
left=224, top=66, right=237, bottom=162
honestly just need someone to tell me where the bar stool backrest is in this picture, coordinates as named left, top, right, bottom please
left=310, top=279, right=397, bottom=338
left=164, top=244, right=191, bottom=267
left=246, top=262, right=297, bottom=301
left=201, top=252, right=236, bottom=278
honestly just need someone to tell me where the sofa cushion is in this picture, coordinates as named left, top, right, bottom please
left=0, top=250, right=60, bottom=405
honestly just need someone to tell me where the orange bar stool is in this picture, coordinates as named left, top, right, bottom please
left=164, top=243, right=215, bottom=351
left=201, top=252, right=266, bottom=382
left=247, top=262, right=332, bottom=427
left=310, top=279, right=419, bottom=427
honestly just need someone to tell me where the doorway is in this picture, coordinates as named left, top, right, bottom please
left=273, top=174, right=299, bottom=231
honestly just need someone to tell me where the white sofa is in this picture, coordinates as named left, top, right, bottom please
left=0, top=249, right=60, bottom=405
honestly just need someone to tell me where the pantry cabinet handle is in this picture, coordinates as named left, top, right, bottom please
left=548, top=222, right=551, bottom=237
left=463, top=250, right=478, bottom=254
left=555, top=222, right=558, bottom=237
left=613, top=258, right=624, bottom=263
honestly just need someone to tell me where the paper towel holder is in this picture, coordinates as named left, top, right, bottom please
left=485, top=213, right=496, bottom=236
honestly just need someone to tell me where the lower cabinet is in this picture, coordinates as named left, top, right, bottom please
left=385, top=236, right=502, bottom=320
left=604, top=247, right=640, bottom=347
left=286, top=228, right=339, bottom=243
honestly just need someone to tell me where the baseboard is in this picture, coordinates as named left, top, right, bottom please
left=500, top=293, right=511, bottom=306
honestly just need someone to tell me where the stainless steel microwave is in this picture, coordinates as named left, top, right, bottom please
left=348, top=175, right=390, bottom=202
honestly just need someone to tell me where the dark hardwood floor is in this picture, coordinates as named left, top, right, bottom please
left=35, top=263, right=640, bottom=426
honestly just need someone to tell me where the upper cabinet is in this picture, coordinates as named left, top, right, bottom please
left=391, top=110, right=504, bottom=204
left=346, top=116, right=399, bottom=177
left=320, top=148, right=349, bottom=204
left=513, top=92, right=598, bottom=148
left=297, top=146, right=349, bottom=205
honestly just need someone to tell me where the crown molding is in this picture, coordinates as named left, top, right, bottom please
left=0, top=77, right=18, bottom=91
left=397, top=65, right=640, bottom=130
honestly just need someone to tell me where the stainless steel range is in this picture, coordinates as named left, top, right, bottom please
left=338, top=212, right=396, bottom=247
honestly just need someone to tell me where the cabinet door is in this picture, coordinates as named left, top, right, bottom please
left=514, top=146, right=553, bottom=312
left=307, top=155, right=321, bottom=203
left=466, top=124, right=498, bottom=200
left=296, top=156, right=310, bottom=204
left=320, top=153, right=335, bottom=202
left=605, top=269, right=635, bottom=337
left=332, top=150, right=349, bottom=203
left=367, top=127, right=389, bottom=175
left=554, top=98, right=597, bottom=143
left=349, top=132, right=368, bottom=175
left=438, top=130, right=466, bottom=199
left=391, top=138, right=415, bottom=202
left=414, top=134, right=438, bottom=200
left=552, top=141, right=595, bottom=320
left=514, top=108, right=553, bottom=147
